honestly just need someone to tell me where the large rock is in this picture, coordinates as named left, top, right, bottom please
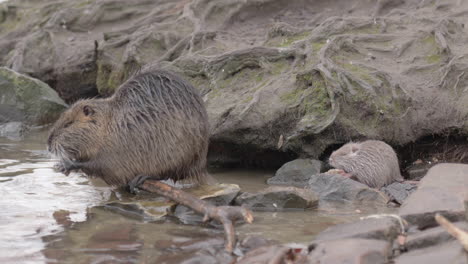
left=306, top=173, right=389, bottom=204
left=399, top=163, right=468, bottom=228
left=308, top=238, right=391, bottom=264
left=1, top=0, right=468, bottom=164
left=235, top=186, right=319, bottom=211
left=267, top=159, right=323, bottom=186
left=394, top=241, right=467, bottom=264
left=313, top=217, right=403, bottom=243
left=0, top=67, right=67, bottom=126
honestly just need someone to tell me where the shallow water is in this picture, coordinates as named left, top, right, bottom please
left=0, top=131, right=395, bottom=263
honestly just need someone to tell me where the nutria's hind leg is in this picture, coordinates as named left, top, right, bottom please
left=127, top=175, right=152, bottom=194
left=136, top=177, right=254, bottom=253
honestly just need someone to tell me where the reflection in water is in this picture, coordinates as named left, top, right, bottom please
left=0, top=131, right=395, bottom=263
left=0, top=132, right=111, bottom=263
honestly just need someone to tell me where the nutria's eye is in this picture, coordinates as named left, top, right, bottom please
left=83, top=106, right=95, bottom=116
left=64, top=121, right=73, bottom=128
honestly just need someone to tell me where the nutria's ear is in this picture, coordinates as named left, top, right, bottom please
left=83, top=105, right=95, bottom=116
left=351, top=145, right=360, bottom=153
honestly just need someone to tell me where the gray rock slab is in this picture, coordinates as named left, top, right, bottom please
left=267, top=159, right=323, bottom=186
left=380, top=182, right=417, bottom=204
left=313, top=216, right=403, bottom=243
left=405, top=221, right=468, bottom=251
left=394, top=241, right=467, bottom=264
left=308, top=238, right=391, bottom=264
left=399, top=163, right=468, bottom=228
left=307, top=173, right=389, bottom=204
left=235, top=186, right=318, bottom=211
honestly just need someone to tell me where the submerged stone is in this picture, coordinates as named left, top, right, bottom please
left=235, top=186, right=319, bottom=211
left=267, top=159, right=323, bottom=186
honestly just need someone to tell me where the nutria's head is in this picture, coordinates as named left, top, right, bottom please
left=328, top=142, right=361, bottom=170
left=47, top=99, right=107, bottom=163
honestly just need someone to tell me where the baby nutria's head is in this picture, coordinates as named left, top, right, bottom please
left=328, top=142, right=361, bottom=171
left=47, top=99, right=108, bottom=164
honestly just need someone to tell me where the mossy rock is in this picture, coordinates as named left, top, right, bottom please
left=0, top=67, right=67, bottom=125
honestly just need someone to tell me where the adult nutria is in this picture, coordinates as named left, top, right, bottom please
left=328, top=140, right=404, bottom=188
left=47, top=69, right=210, bottom=186
left=47, top=69, right=252, bottom=252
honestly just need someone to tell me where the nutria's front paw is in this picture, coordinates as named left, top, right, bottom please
left=53, top=162, right=72, bottom=176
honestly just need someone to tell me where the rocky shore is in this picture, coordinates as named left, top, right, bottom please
left=151, top=163, right=467, bottom=263
left=1, top=0, right=467, bottom=263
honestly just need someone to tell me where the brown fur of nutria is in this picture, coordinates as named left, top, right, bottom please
left=328, top=140, right=404, bottom=188
left=47, top=70, right=210, bottom=186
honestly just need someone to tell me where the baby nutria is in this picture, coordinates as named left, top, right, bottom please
left=328, top=140, right=404, bottom=188
left=47, top=69, right=210, bottom=187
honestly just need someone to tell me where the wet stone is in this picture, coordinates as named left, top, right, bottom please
left=0, top=121, right=28, bottom=140
left=237, top=244, right=295, bottom=264
left=234, top=186, right=319, bottom=211
left=267, top=159, right=323, bottom=186
left=306, top=173, right=389, bottom=204
left=307, top=238, right=391, bottom=264
left=380, top=182, right=417, bottom=204
left=312, top=216, right=403, bottom=243
left=404, top=221, right=468, bottom=251
left=394, top=241, right=467, bottom=264
left=239, top=235, right=279, bottom=253
left=399, top=163, right=468, bottom=229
